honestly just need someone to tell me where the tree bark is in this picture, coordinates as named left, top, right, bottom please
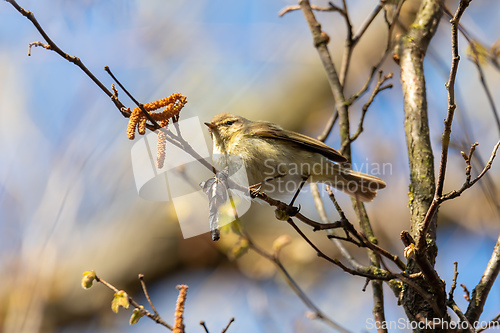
left=398, top=0, right=446, bottom=331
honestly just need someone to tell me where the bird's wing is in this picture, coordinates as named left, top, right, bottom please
left=248, top=122, right=347, bottom=163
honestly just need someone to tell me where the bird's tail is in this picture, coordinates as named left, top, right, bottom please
left=314, top=164, right=386, bottom=202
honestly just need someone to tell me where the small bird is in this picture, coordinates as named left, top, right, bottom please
left=204, top=113, right=386, bottom=202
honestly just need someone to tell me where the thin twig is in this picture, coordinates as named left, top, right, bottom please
left=242, top=231, right=351, bottom=333
left=327, top=187, right=406, bottom=271
left=4, top=0, right=128, bottom=115
left=286, top=217, right=396, bottom=281
left=460, top=283, right=470, bottom=302
left=278, top=3, right=342, bottom=17
left=443, top=6, right=500, bottom=135
left=341, top=71, right=393, bottom=152
left=221, top=317, right=235, bottom=333
left=445, top=262, right=473, bottom=331
left=310, top=183, right=364, bottom=269
left=448, top=262, right=459, bottom=302
left=346, top=0, right=404, bottom=107
left=415, top=0, right=472, bottom=252
left=338, top=0, right=353, bottom=87
left=440, top=139, right=500, bottom=202
left=138, top=274, right=159, bottom=317
left=27, top=41, right=50, bottom=55
left=104, top=66, right=161, bottom=130
left=352, top=3, right=383, bottom=46
left=200, top=321, right=210, bottom=333
left=249, top=188, right=344, bottom=230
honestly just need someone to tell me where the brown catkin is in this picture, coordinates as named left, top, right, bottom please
left=144, top=93, right=183, bottom=111
left=126, top=107, right=140, bottom=140
left=173, top=285, right=188, bottom=333
left=156, top=120, right=169, bottom=169
left=126, top=94, right=187, bottom=140
left=138, top=116, right=147, bottom=135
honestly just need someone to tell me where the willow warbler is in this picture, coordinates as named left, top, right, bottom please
left=205, top=113, right=386, bottom=202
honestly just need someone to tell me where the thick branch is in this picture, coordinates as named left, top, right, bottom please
left=399, top=0, right=445, bottom=326
left=465, top=233, right=500, bottom=324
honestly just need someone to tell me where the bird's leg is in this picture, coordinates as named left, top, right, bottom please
left=289, top=175, right=309, bottom=207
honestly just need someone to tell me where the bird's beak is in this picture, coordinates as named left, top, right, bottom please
left=204, top=122, right=217, bottom=129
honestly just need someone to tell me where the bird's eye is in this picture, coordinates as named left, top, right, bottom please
left=225, top=120, right=234, bottom=126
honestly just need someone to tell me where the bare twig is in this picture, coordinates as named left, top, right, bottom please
left=416, top=0, right=489, bottom=255
left=221, top=317, right=235, bottom=333
left=200, top=321, right=210, bottom=333
left=285, top=217, right=397, bottom=282
left=338, top=0, right=353, bottom=87
left=105, top=66, right=162, bottom=130
left=4, top=0, right=128, bottom=115
left=341, top=71, right=393, bottom=152
left=347, top=0, right=404, bottom=107
left=460, top=283, right=470, bottom=302
left=279, top=2, right=342, bottom=17
left=443, top=6, right=500, bottom=134
left=310, top=183, right=363, bottom=269
left=436, top=0, right=470, bottom=199
left=138, top=274, right=160, bottom=317
left=415, top=0, right=471, bottom=253
left=27, top=41, right=50, bottom=55
left=352, top=3, right=383, bottom=46
left=440, top=140, right=500, bottom=202
left=327, top=187, right=406, bottom=271
left=242, top=232, right=351, bottom=333
left=249, top=188, right=344, bottom=230
left=445, top=262, right=473, bottom=332
left=448, top=262, right=459, bottom=301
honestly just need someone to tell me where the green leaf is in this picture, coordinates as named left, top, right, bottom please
left=129, top=306, right=145, bottom=325
left=111, top=290, right=130, bottom=313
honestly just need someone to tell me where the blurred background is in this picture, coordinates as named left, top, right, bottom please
left=0, top=0, right=499, bottom=332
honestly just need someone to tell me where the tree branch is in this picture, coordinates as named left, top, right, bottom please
left=94, top=274, right=173, bottom=330
left=440, top=139, right=500, bottom=202
left=298, top=0, right=351, bottom=158
left=4, top=0, right=128, bottom=115
left=399, top=0, right=446, bottom=324
left=416, top=0, right=472, bottom=252
left=243, top=231, right=351, bottom=333
left=465, top=233, right=500, bottom=324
